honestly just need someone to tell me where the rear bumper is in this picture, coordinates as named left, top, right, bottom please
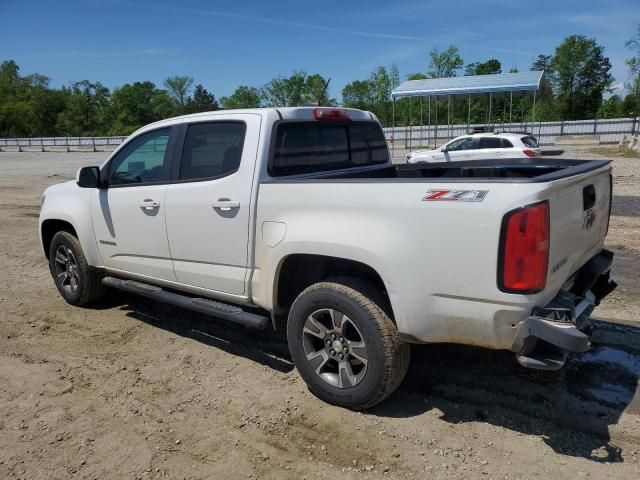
left=511, top=249, right=617, bottom=370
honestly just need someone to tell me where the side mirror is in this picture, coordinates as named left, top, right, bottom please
left=76, top=166, right=102, bottom=188
left=441, top=146, right=448, bottom=152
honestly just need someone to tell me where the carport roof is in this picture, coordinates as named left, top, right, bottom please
left=391, top=71, right=543, bottom=98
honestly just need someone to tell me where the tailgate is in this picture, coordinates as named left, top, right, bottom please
left=546, top=165, right=611, bottom=291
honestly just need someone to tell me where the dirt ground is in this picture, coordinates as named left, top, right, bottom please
left=1, top=148, right=639, bottom=480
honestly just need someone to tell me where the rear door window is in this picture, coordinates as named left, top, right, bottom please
left=501, top=138, right=514, bottom=148
left=477, top=137, right=503, bottom=149
left=179, top=122, right=246, bottom=181
left=271, top=121, right=388, bottom=176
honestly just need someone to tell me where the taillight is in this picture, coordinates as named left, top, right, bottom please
left=313, top=107, right=349, bottom=121
left=523, top=149, right=537, bottom=157
left=498, top=201, right=549, bottom=293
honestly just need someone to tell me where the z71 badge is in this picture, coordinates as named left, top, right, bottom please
left=423, top=190, right=489, bottom=202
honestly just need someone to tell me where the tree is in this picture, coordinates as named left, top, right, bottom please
left=530, top=54, right=554, bottom=98
left=369, top=66, right=394, bottom=125
left=597, top=95, right=623, bottom=119
left=622, top=92, right=640, bottom=117
left=261, top=72, right=306, bottom=106
left=163, top=75, right=193, bottom=106
left=152, top=90, right=179, bottom=120
left=0, top=60, right=68, bottom=137
left=625, top=24, right=640, bottom=118
left=261, top=76, right=288, bottom=107
left=342, top=80, right=375, bottom=110
left=261, top=71, right=333, bottom=107
left=465, top=59, right=501, bottom=76
left=221, top=85, right=261, bottom=109
left=407, top=72, right=428, bottom=80
left=109, top=81, right=178, bottom=135
left=184, top=84, right=219, bottom=113
left=303, top=74, right=334, bottom=105
left=0, top=60, right=30, bottom=135
left=550, top=35, right=613, bottom=120
left=56, top=80, right=111, bottom=136
left=531, top=54, right=553, bottom=72
left=390, top=63, right=401, bottom=88
left=427, top=46, right=463, bottom=78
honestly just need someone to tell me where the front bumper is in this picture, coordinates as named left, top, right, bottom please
left=511, top=249, right=617, bottom=370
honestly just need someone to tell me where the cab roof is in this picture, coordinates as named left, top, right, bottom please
left=135, top=107, right=377, bottom=136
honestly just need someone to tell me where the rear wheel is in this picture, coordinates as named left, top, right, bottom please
left=49, top=231, right=105, bottom=306
left=287, top=281, right=409, bottom=410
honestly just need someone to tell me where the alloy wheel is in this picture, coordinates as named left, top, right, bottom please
left=302, top=308, right=368, bottom=388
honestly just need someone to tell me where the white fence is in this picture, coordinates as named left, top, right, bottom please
left=1, top=116, right=638, bottom=152
left=0, top=136, right=127, bottom=151
left=383, top=117, right=639, bottom=149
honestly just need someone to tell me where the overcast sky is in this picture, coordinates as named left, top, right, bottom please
left=1, top=0, right=638, bottom=99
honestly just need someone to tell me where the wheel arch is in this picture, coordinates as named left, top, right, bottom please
left=272, top=253, right=394, bottom=320
left=41, top=219, right=78, bottom=259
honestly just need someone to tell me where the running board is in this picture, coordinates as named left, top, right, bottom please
left=102, top=277, right=269, bottom=330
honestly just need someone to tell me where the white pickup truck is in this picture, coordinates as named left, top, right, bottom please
left=40, top=107, right=617, bottom=409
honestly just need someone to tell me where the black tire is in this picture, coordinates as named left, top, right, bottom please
left=48, top=231, right=106, bottom=306
left=287, top=280, right=410, bottom=410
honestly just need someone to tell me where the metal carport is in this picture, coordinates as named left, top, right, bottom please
left=390, top=71, right=544, bottom=151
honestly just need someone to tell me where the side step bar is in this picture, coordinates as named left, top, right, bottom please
left=102, top=277, right=269, bottom=330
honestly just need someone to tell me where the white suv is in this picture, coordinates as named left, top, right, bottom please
left=406, top=132, right=541, bottom=163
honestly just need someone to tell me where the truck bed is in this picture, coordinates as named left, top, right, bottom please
left=257, top=156, right=612, bottom=350
left=264, top=158, right=610, bottom=183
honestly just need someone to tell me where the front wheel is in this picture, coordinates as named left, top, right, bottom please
left=48, top=231, right=105, bottom=306
left=287, top=281, right=410, bottom=410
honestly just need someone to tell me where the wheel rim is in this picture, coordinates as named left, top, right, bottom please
left=302, top=308, right=368, bottom=388
left=53, top=245, right=80, bottom=295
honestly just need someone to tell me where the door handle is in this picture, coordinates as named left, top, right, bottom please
left=212, top=199, right=240, bottom=211
left=139, top=199, right=160, bottom=209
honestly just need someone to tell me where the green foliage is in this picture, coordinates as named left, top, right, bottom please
left=625, top=24, right=640, bottom=117
left=407, top=72, right=428, bottom=80
left=533, top=98, right=562, bottom=121
left=0, top=60, right=66, bottom=137
left=56, top=80, right=111, bottom=136
left=597, top=95, right=623, bottom=119
left=622, top=92, right=640, bottom=117
left=341, top=80, right=375, bottom=110
left=108, top=81, right=179, bottom=135
left=465, top=59, right=501, bottom=76
left=531, top=55, right=552, bottom=73
left=341, top=65, right=397, bottom=124
left=163, top=75, right=193, bottom=106
left=428, top=46, right=463, bottom=78
left=260, top=71, right=334, bottom=107
left=221, top=85, right=261, bottom=109
left=550, top=35, right=613, bottom=120
left=529, top=54, right=554, bottom=98
left=184, top=84, right=219, bottom=114
left=303, top=73, right=334, bottom=106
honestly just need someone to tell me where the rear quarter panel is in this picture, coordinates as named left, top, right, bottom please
left=254, top=179, right=556, bottom=349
